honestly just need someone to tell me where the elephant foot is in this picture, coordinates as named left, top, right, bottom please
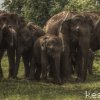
left=61, top=78, right=67, bottom=84
left=34, top=73, right=41, bottom=81
left=35, top=77, right=41, bottom=81
left=27, top=76, right=35, bottom=81
left=0, top=74, right=3, bottom=79
left=49, top=73, right=53, bottom=78
left=25, top=74, right=30, bottom=79
left=52, top=79, right=63, bottom=85
left=8, top=76, right=21, bottom=80
left=41, top=79, right=49, bottom=83
left=0, top=77, right=3, bottom=80
left=89, top=71, right=93, bottom=75
left=75, top=77, right=84, bottom=83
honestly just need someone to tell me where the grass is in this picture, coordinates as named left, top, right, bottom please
left=0, top=54, right=100, bottom=100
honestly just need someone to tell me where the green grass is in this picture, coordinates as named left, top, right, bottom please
left=0, top=55, right=100, bottom=100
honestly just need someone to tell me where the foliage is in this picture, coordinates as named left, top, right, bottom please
left=64, top=0, right=100, bottom=12
left=2, top=0, right=24, bottom=14
left=22, top=0, right=51, bottom=26
left=2, top=0, right=100, bottom=26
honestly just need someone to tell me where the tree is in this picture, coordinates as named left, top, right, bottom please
left=22, top=0, right=51, bottom=26
left=2, top=0, right=100, bottom=26
left=64, top=0, right=100, bottom=12
left=2, top=0, right=24, bottom=14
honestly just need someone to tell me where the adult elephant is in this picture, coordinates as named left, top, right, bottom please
left=45, top=11, right=78, bottom=82
left=14, top=22, right=45, bottom=79
left=60, top=14, right=94, bottom=81
left=71, top=12, right=100, bottom=76
left=88, top=19, right=100, bottom=74
left=0, top=12, right=19, bottom=79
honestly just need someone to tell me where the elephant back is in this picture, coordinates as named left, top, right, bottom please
left=27, top=22, right=45, bottom=37
left=45, top=11, right=78, bottom=36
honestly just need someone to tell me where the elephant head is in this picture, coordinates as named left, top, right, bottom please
left=61, top=14, right=94, bottom=42
left=60, top=14, right=94, bottom=81
left=40, top=35, right=62, bottom=56
left=1, top=23, right=17, bottom=47
left=0, top=14, right=17, bottom=47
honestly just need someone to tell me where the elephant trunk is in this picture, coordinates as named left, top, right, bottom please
left=79, top=37, right=90, bottom=81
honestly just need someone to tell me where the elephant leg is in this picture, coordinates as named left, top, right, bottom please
left=88, top=50, right=94, bottom=75
left=34, top=63, right=41, bottom=81
left=70, top=55, right=75, bottom=75
left=14, top=51, right=21, bottom=78
left=49, top=65, right=53, bottom=78
left=7, top=47, right=15, bottom=78
left=76, top=48, right=83, bottom=81
left=61, top=50, right=71, bottom=83
left=80, top=38, right=89, bottom=81
left=53, top=54, right=61, bottom=84
left=0, top=49, right=5, bottom=78
left=29, top=56, right=36, bottom=80
left=22, top=53, right=30, bottom=78
left=41, top=51, right=48, bottom=80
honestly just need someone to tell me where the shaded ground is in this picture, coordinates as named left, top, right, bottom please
left=0, top=54, right=100, bottom=100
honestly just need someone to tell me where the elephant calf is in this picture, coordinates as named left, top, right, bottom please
left=30, top=35, right=62, bottom=84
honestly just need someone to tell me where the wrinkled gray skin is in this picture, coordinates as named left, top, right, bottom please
left=45, top=11, right=78, bottom=83
left=87, top=49, right=94, bottom=75
left=70, top=48, right=94, bottom=76
left=45, top=11, right=77, bottom=36
left=0, top=13, right=18, bottom=79
left=45, top=11, right=99, bottom=82
left=14, top=22, right=45, bottom=78
left=83, top=12, right=100, bottom=75
left=30, top=35, right=62, bottom=84
left=90, top=20, right=100, bottom=51
left=60, top=14, right=94, bottom=82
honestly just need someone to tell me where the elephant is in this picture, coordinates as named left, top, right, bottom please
left=45, top=11, right=79, bottom=82
left=86, top=19, right=100, bottom=75
left=79, top=12, right=100, bottom=76
left=29, top=35, right=62, bottom=84
left=13, top=22, right=45, bottom=79
left=45, top=11, right=100, bottom=82
left=0, top=12, right=20, bottom=79
left=60, top=14, right=94, bottom=82
left=0, top=24, right=17, bottom=79
left=87, top=49, right=94, bottom=75
left=87, top=19, right=100, bottom=75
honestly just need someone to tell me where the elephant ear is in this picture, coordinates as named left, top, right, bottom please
left=60, top=19, right=71, bottom=34
left=84, top=16, right=94, bottom=34
left=40, top=36, right=49, bottom=51
left=95, top=20, right=100, bottom=33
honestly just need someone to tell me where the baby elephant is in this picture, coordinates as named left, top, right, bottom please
left=30, top=35, right=62, bottom=84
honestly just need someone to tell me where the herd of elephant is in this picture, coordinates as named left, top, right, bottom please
left=0, top=10, right=100, bottom=84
